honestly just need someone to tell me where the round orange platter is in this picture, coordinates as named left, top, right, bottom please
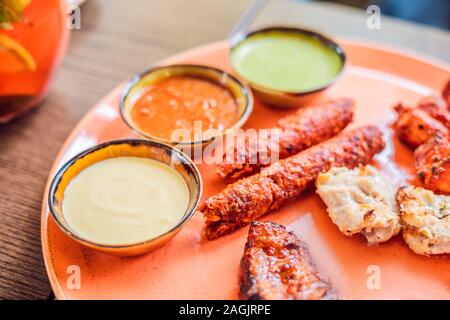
left=41, top=39, right=450, bottom=300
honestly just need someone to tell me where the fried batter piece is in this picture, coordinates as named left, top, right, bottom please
left=316, top=165, right=400, bottom=244
left=240, top=221, right=336, bottom=300
left=393, top=103, right=448, bottom=148
left=397, top=186, right=450, bottom=255
left=415, top=135, right=450, bottom=195
left=201, top=126, right=385, bottom=239
left=216, top=98, right=354, bottom=179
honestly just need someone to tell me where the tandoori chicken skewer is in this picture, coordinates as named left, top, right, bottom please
left=393, top=79, right=450, bottom=148
left=393, top=79, right=450, bottom=194
left=415, top=134, right=450, bottom=195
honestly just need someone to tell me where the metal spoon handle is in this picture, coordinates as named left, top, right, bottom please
left=228, top=0, right=269, bottom=44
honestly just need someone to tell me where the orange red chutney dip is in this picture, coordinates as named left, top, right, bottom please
left=129, top=76, right=240, bottom=141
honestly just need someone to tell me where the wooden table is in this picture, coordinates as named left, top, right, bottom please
left=0, top=0, right=448, bottom=300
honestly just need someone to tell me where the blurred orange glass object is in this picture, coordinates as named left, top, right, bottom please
left=0, top=0, right=69, bottom=123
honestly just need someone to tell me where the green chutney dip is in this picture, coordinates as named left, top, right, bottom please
left=230, top=31, right=344, bottom=93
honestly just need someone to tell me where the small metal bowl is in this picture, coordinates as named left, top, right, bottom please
left=48, top=139, right=202, bottom=256
left=229, top=26, right=346, bottom=109
left=120, top=64, right=253, bottom=155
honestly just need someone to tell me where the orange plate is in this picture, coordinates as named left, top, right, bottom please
left=41, top=40, right=450, bottom=300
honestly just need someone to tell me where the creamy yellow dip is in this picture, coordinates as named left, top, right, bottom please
left=62, top=157, right=190, bottom=245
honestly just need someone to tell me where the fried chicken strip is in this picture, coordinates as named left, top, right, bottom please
left=216, top=98, right=354, bottom=179
left=201, top=125, right=385, bottom=239
left=240, top=221, right=336, bottom=300
left=415, top=134, right=450, bottom=195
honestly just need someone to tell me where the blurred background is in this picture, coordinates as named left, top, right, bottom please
left=310, top=0, right=450, bottom=29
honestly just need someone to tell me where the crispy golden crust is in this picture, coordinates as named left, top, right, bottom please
left=415, top=135, right=450, bottom=195
left=216, top=98, right=354, bottom=179
left=240, top=221, right=337, bottom=300
left=393, top=103, right=448, bottom=148
left=201, top=126, right=385, bottom=239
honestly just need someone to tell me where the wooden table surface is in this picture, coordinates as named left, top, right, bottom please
left=0, top=0, right=449, bottom=300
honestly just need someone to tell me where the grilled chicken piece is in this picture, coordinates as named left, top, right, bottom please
left=393, top=80, right=450, bottom=148
left=393, top=103, right=448, bottom=148
left=315, top=165, right=400, bottom=244
left=201, top=126, right=385, bottom=239
left=415, top=135, right=450, bottom=195
left=443, top=79, right=450, bottom=109
left=240, top=221, right=336, bottom=300
left=397, top=186, right=450, bottom=255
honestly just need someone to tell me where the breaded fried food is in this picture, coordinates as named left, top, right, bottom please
left=393, top=103, right=448, bottom=148
left=415, top=135, right=450, bottom=195
left=201, top=126, right=385, bottom=239
left=216, top=98, right=354, bottom=179
left=315, top=165, right=400, bottom=244
left=240, top=221, right=336, bottom=300
left=397, top=186, right=450, bottom=255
